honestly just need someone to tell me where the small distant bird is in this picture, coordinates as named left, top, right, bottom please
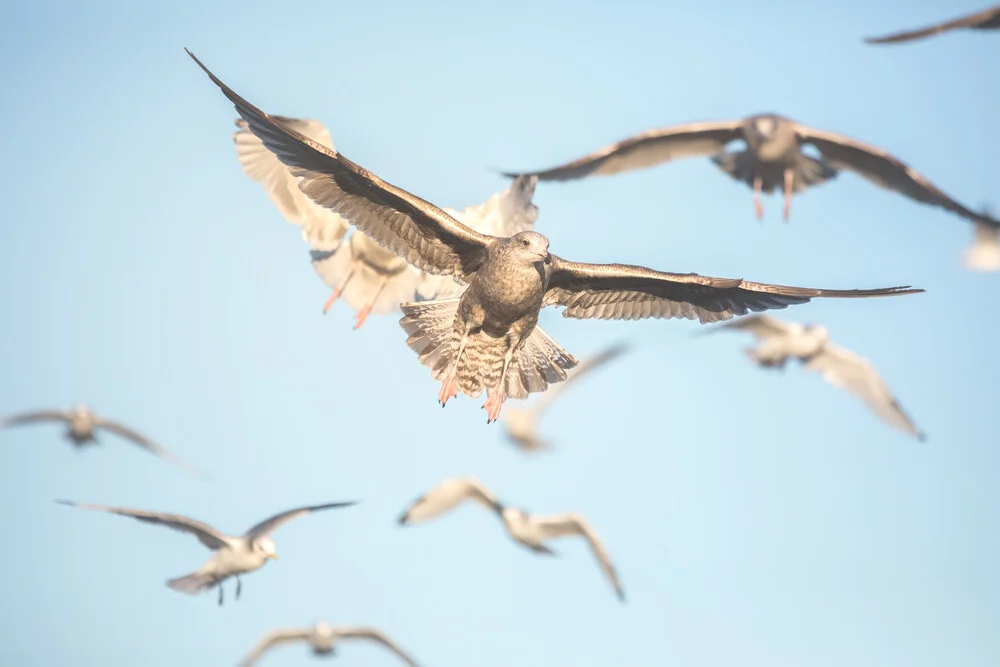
left=235, top=115, right=539, bottom=328
left=398, top=476, right=625, bottom=601
left=865, top=5, right=1000, bottom=44
left=501, top=113, right=999, bottom=229
left=503, top=343, right=630, bottom=452
left=1, top=404, right=199, bottom=475
left=705, top=315, right=924, bottom=440
left=188, top=50, right=921, bottom=423
left=57, top=499, right=358, bottom=605
left=239, top=621, right=419, bottom=667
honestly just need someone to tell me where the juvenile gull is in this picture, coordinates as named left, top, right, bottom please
left=57, top=499, right=357, bottom=605
left=398, top=476, right=625, bottom=601
left=503, top=342, right=630, bottom=452
left=187, top=50, right=922, bottom=423
left=239, top=621, right=419, bottom=667
left=1, top=404, right=199, bottom=475
left=865, top=5, right=1000, bottom=44
left=502, top=113, right=1000, bottom=228
left=705, top=315, right=924, bottom=439
left=236, top=115, right=539, bottom=327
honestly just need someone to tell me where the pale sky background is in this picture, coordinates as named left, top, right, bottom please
left=0, top=1, right=997, bottom=666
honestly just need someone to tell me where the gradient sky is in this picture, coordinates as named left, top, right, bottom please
left=0, top=1, right=997, bottom=666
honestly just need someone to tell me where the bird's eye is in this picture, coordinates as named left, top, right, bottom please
left=521, top=239, right=530, bottom=247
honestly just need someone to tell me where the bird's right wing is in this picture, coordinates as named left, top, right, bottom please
left=864, top=5, right=1000, bottom=44
left=701, top=314, right=800, bottom=341
left=92, top=418, right=202, bottom=477
left=339, top=628, right=420, bottom=667
left=536, top=514, right=625, bottom=601
left=233, top=116, right=350, bottom=247
left=530, top=342, right=631, bottom=419
left=239, top=629, right=312, bottom=667
left=397, top=477, right=502, bottom=524
left=244, top=501, right=359, bottom=540
left=1, top=410, right=72, bottom=428
left=188, top=50, right=493, bottom=283
left=55, top=501, right=230, bottom=550
left=804, top=343, right=925, bottom=439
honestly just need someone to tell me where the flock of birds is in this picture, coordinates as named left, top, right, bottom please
left=1, top=8, right=996, bottom=665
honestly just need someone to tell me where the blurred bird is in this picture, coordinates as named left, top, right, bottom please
left=501, top=113, right=999, bottom=229
left=235, top=115, right=539, bottom=328
left=398, top=476, right=626, bottom=601
left=239, top=621, right=419, bottom=667
left=189, top=50, right=921, bottom=423
left=57, top=499, right=357, bottom=605
left=503, top=342, right=630, bottom=452
left=963, top=206, right=1000, bottom=272
left=1, top=404, right=200, bottom=475
left=705, top=315, right=925, bottom=440
left=865, top=5, right=1000, bottom=44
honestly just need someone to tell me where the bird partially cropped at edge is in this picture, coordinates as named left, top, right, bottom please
left=501, top=113, right=1000, bottom=230
left=187, top=49, right=922, bottom=424
left=234, top=115, right=539, bottom=328
left=1, top=404, right=201, bottom=476
left=398, top=476, right=626, bottom=601
left=963, top=206, right=1000, bottom=272
left=703, top=315, right=925, bottom=440
left=503, top=342, right=631, bottom=452
left=864, top=5, right=1000, bottom=44
left=57, top=499, right=358, bottom=605
left=239, top=621, right=420, bottom=667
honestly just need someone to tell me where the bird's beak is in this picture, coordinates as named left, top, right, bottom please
left=268, top=553, right=279, bottom=560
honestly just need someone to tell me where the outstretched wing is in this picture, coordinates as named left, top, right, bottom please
left=243, top=501, right=359, bottom=540
left=188, top=49, right=493, bottom=282
left=339, top=627, right=420, bottom=667
left=1, top=410, right=73, bottom=428
left=529, top=342, right=631, bottom=419
left=55, top=500, right=230, bottom=550
left=804, top=343, right=925, bottom=440
left=536, top=513, right=625, bottom=601
left=543, top=256, right=921, bottom=324
left=864, top=6, right=1000, bottom=44
left=795, top=124, right=999, bottom=227
left=93, top=418, right=202, bottom=477
left=502, top=120, right=746, bottom=181
left=701, top=314, right=801, bottom=341
left=397, top=477, right=503, bottom=524
left=239, top=629, right=312, bottom=667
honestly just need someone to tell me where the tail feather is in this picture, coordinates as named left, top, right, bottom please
left=711, top=151, right=837, bottom=193
left=400, top=300, right=578, bottom=400
left=166, top=572, right=216, bottom=595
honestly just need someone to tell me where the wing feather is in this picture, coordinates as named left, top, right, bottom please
left=864, top=6, right=1000, bottom=43
left=56, top=501, right=230, bottom=550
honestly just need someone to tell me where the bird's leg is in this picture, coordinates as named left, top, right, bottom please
left=753, top=176, right=764, bottom=221
left=235, top=575, right=242, bottom=600
left=482, top=340, right=515, bottom=424
left=438, top=326, right=472, bottom=407
left=215, top=577, right=223, bottom=606
left=322, top=261, right=358, bottom=314
left=782, top=168, right=794, bottom=222
left=353, top=275, right=388, bottom=330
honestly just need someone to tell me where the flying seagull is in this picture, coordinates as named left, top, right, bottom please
left=865, top=5, right=1000, bottom=44
left=239, top=621, right=419, bottom=667
left=57, top=499, right=358, bottom=605
left=235, top=115, right=539, bottom=328
left=187, top=49, right=921, bottom=423
left=503, top=342, right=631, bottom=452
left=398, top=476, right=626, bottom=601
left=501, top=113, right=999, bottom=228
left=704, top=315, right=925, bottom=439
left=1, top=404, right=200, bottom=475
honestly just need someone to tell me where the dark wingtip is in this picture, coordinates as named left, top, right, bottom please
left=396, top=512, right=410, bottom=526
left=54, top=499, right=75, bottom=507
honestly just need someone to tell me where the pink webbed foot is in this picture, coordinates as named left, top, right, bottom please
left=482, top=390, right=505, bottom=424
left=438, top=374, right=458, bottom=407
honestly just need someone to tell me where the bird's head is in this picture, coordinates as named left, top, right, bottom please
left=805, top=324, right=830, bottom=343
left=254, top=536, right=278, bottom=560
left=508, top=231, right=551, bottom=263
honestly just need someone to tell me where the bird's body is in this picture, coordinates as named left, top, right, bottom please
left=64, top=404, right=99, bottom=444
left=239, top=621, right=419, bottom=667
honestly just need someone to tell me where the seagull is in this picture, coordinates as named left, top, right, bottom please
left=398, top=476, right=626, bottom=601
left=503, top=342, right=630, bottom=452
left=1, top=404, right=200, bottom=475
left=239, top=621, right=419, bottom=667
left=500, top=113, right=1000, bottom=228
left=187, top=49, right=922, bottom=423
left=57, top=499, right=358, bottom=605
left=704, top=315, right=925, bottom=439
left=235, top=114, right=539, bottom=328
left=865, top=5, right=1000, bottom=44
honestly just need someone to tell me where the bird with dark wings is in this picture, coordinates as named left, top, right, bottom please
left=186, top=50, right=923, bottom=423
left=865, top=5, right=1000, bottom=44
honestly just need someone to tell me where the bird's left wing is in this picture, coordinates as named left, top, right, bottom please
left=864, top=5, right=1000, bottom=44
left=93, top=418, right=202, bottom=477
left=537, top=514, right=625, bottom=601
left=187, top=49, right=494, bottom=282
left=239, top=629, right=312, bottom=667
left=339, top=628, right=420, bottom=667
left=244, top=501, right=359, bottom=540
left=795, top=124, right=1000, bottom=227
left=1, top=409, right=73, bottom=427
left=529, top=342, right=630, bottom=419
left=543, top=256, right=921, bottom=324
left=804, top=343, right=925, bottom=439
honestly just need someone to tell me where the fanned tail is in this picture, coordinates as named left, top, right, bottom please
left=166, top=571, right=216, bottom=595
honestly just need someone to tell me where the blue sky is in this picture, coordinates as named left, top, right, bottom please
left=0, top=0, right=997, bottom=666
